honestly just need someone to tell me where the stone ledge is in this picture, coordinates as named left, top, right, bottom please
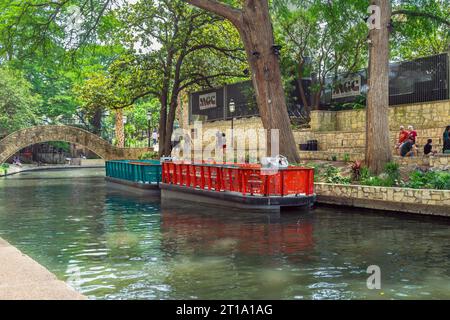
left=314, top=183, right=450, bottom=217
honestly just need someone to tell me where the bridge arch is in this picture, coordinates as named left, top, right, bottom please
left=0, top=125, right=150, bottom=164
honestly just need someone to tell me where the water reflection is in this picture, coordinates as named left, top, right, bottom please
left=161, top=204, right=314, bottom=258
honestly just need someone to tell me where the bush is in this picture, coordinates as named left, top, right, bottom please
left=1, top=163, right=9, bottom=176
left=343, top=153, right=350, bottom=162
left=384, top=161, right=401, bottom=182
left=351, top=160, right=363, bottom=181
left=402, top=171, right=450, bottom=190
left=360, top=162, right=401, bottom=187
left=138, top=151, right=159, bottom=160
left=361, top=175, right=396, bottom=187
left=321, top=165, right=351, bottom=184
left=305, top=162, right=325, bottom=182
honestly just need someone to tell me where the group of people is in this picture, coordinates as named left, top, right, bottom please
left=12, top=156, right=22, bottom=167
left=396, top=125, right=450, bottom=157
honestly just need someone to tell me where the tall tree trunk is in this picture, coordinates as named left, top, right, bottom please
left=115, top=109, right=125, bottom=148
left=238, top=1, right=299, bottom=161
left=187, top=0, right=300, bottom=162
left=366, top=0, right=392, bottom=174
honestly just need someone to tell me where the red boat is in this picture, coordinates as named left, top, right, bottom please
left=161, top=162, right=316, bottom=212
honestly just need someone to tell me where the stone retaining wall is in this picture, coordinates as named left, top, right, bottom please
left=393, top=155, right=450, bottom=169
left=188, top=101, right=449, bottom=156
left=295, top=127, right=446, bottom=154
left=315, top=183, right=450, bottom=217
left=310, top=100, right=450, bottom=132
left=299, top=151, right=363, bottom=162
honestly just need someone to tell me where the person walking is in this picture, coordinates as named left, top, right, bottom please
left=152, top=130, right=158, bottom=146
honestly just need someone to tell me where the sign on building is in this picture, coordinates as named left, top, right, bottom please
left=199, top=92, right=217, bottom=110
left=332, top=75, right=362, bottom=99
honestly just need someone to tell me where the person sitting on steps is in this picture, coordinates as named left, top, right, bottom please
left=400, top=137, right=418, bottom=158
left=396, top=126, right=409, bottom=155
left=424, top=139, right=437, bottom=156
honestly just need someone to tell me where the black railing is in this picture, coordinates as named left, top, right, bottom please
left=189, top=53, right=449, bottom=121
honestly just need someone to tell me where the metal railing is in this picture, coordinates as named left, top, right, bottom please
left=162, top=162, right=315, bottom=197
left=106, top=160, right=162, bottom=185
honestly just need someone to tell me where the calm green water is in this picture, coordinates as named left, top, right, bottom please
left=0, top=169, right=449, bottom=300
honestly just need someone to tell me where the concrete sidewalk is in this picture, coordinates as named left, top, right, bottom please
left=0, top=238, right=86, bottom=300
left=2, top=163, right=105, bottom=177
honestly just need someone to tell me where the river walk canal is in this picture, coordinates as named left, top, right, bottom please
left=0, top=168, right=449, bottom=300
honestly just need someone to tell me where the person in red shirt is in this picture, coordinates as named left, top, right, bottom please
left=396, top=126, right=410, bottom=155
left=399, top=126, right=410, bottom=143
left=408, top=125, right=418, bottom=144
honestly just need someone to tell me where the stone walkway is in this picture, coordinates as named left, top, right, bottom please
left=0, top=238, right=86, bottom=300
left=2, top=163, right=105, bottom=177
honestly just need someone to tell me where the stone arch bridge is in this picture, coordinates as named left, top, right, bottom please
left=0, top=125, right=151, bottom=164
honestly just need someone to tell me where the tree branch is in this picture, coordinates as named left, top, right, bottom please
left=184, top=0, right=243, bottom=28
left=392, top=10, right=450, bottom=27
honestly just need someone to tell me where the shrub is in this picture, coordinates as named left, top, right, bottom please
left=1, top=163, right=9, bottom=176
left=384, top=161, right=401, bottom=182
left=351, top=160, right=363, bottom=181
left=361, top=175, right=395, bottom=187
left=138, top=151, right=159, bottom=160
left=321, top=165, right=351, bottom=184
left=343, top=153, right=350, bottom=162
left=331, top=155, right=338, bottom=161
left=305, top=162, right=325, bottom=182
left=403, top=171, right=450, bottom=190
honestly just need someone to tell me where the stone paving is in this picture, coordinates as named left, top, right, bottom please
left=0, top=238, right=86, bottom=300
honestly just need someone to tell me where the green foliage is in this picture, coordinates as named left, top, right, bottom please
left=361, top=175, right=396, bottom=187
left=402, top=171, right=450, bottom=190
left=320, top=165, right=351, bottom=184
left=274, top=0, right=368, bottom=110
left=0, top=163, right=9, bottom=175
left=384, top=162, right=401, bottom=182
left=360, top=167, right=371, bottom=181
left=331, top=155, right=338, bottom=162
left=305, top=162, right=326, bottom=182
left=360, top=162, right=401, bottom=187
left=47, top=141, right=71, bottom=153
left=343, top=153, right=350, bottom=162
left=138, top=151, right=159, bottom=160
left=390, top=1, right=450, bottom=60
left=0, top=67, right=41, bottom=136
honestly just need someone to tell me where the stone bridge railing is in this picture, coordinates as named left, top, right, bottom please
left=0, top=125, right=151, bottom=164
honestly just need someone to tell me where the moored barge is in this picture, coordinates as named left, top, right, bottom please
left=160, top=162, right=316, bottom=212
left=105, top=160, right=162, bottom=192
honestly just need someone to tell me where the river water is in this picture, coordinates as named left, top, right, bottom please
left=0, top=169, right=448, bottom=300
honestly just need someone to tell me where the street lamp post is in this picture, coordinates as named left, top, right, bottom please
left=229, top=99, right=236, bottom=148
left=147, top=111, right=152, bottom=148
